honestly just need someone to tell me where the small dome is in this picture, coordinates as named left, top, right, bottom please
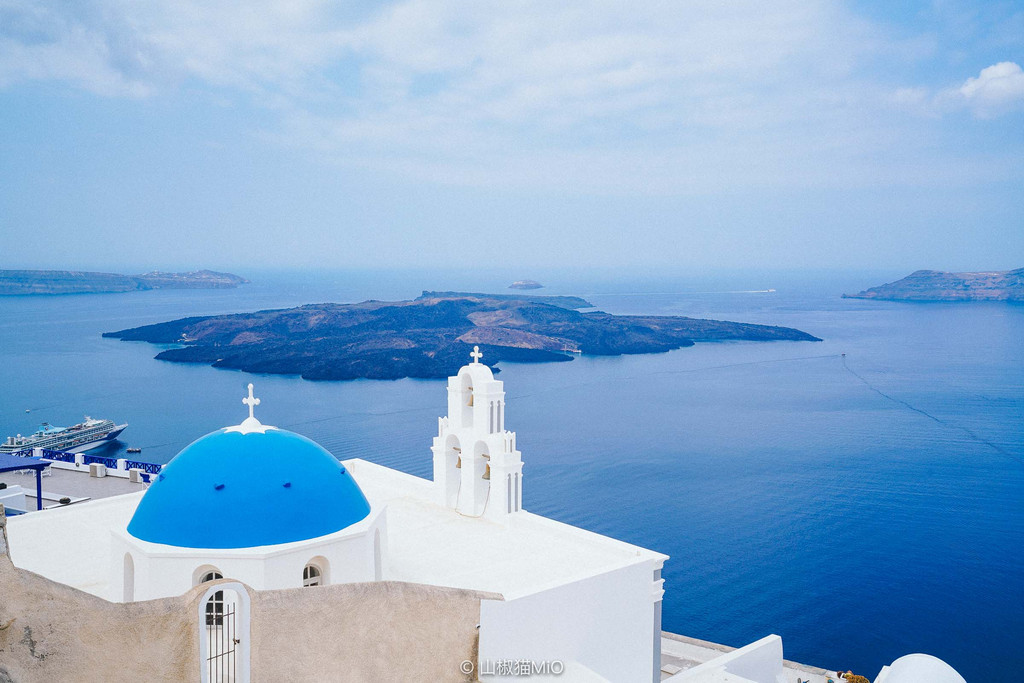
left=127, top=428, right=371, bottom=549
left=883, top=654, right=966, bottom=683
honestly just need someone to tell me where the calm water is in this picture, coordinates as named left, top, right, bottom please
left=1, top=269, right=1021, bottom=680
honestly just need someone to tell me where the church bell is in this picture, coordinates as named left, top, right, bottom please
left=483, top=463, right=490, bottom=480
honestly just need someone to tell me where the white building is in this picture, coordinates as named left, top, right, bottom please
left=0, top=347, right=966, bottom=682
left=110, top=387, right=388, bottom=602
left=5, top=348, right=665, bottom=681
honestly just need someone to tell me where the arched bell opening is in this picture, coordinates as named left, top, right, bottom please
left=460, top=372, right=474, bottom=428
left=444, top=434, right=462, bottom=507
left=472, top=441, right=491, bottom=515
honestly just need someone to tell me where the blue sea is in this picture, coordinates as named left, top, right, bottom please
left=1, top=269, right=1020, bottom=680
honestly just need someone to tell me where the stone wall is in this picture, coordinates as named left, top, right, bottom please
left=251, top=581, right=492, bottom=682
left=0, top=507, right=496, bottom=682
left=0, top=550, right=199, bottom=682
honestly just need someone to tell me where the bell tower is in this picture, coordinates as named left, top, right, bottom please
left=431, top=346, right=523, bottom=520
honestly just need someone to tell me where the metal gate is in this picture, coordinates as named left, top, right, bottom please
left=205, top=592, right=239, bottom=682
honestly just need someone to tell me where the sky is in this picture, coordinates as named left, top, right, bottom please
left=1, top=0, right=1022, bottom=273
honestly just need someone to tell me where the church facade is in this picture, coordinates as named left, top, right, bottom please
left=3, top=348, right=666, bottom=682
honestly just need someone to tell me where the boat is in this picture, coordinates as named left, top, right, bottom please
left=126, top=447, right=141, bottom=454
left=1, top=417, right=127, bottom=454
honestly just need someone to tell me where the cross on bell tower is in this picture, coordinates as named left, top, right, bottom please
left=470, top=346, right=483, bottom=364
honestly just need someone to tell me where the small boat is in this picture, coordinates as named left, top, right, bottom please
left=126, top=447, right=142, bottom=454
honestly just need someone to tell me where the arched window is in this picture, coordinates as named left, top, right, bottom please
left=201, top=570, right=223, bottom=583
left=199, top=568, right=224, bottom=626
left=302, top=563, right=322, bottom=587
left=194, top=565, right=224, bottom=587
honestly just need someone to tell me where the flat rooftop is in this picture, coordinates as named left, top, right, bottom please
left=659, top=633, right=835, bottom=682
left=6, top=458, right=665, bottom=602
left=0, top=466, right=147, bottom=510
left=348, top=459, right=666, bottom=599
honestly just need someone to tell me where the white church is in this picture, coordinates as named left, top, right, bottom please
left=0, top=349, right=965, bottom=682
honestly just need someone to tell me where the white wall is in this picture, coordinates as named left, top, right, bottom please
left=665, top=634, right=786, bottom=683
left=111, top=506, right=387, bottom=602
left=479, top=561, right=661, bottom=682
left=0, top=485, right=27, bottom=512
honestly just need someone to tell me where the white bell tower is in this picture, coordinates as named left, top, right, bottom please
left=431, top=346, right=523, bottom=520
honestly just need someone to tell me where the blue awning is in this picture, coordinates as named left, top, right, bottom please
left=0, top=453, right=48, bottom=511
left=0, top=453, right=48, bottom=473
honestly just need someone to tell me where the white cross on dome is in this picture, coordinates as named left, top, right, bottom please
left=243, top=383, right=260, bottom=420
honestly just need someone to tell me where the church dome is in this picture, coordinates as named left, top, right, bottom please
left=127, top=387, right=370, bottom=549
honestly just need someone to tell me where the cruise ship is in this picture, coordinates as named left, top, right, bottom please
left=1, top=417, right=127, bottom=454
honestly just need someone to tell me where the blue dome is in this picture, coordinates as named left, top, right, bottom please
left=127, top=427, right=371, bottom=549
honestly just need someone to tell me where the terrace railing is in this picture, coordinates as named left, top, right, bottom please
left=39, top=449, right=76, bottom=464
left=83, top=454, right=120, bottom=469
left=123, top=460, right=162, bottom=474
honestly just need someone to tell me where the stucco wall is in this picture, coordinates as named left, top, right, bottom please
left=0, top=552, right=199, bottom=682
left=251, top=581, right=494, bottom=683
left=1, top=527, right=495, bottom=683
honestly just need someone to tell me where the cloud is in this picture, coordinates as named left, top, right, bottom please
left=266, top=0, right=911, bottom=192
left=0, top=1, right=1018, bottom=193
left=0, top=0, right=355, bottom=95
left=957, top=61, right=1024, bottom=117
left=0, top=1, right=155, bottom=96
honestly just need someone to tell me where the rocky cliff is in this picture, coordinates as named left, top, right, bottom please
left=843, top=268, right=1024, bottom=302
left=0, top=269, right=248, bottom=295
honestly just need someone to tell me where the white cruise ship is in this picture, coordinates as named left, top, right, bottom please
left=1, top=417, right=127, bottom=454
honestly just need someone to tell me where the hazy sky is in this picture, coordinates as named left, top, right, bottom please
left=1, top=1, right=1022, bottom=272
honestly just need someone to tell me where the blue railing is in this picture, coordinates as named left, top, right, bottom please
left=83, top=454, right=119, bottom=469
left=9, top=448, right=162, bottom=476
left=40, top=449, right=76, bottom=463
left=124, top=460, right=162, bottom=475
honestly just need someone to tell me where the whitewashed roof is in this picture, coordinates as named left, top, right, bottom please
left=7, top=458, right=665, bottom=601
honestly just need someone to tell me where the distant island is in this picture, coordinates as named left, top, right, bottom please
left=509, top=280, right=543, bottom=290
left=843, top=268, right=1024, bottom=302
left=103, top=291, right=821, bottom=381
left=0, top=269, right=248, bottom=296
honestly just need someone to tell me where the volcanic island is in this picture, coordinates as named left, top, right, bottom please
left=103, top=291, right=821, bottom=381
